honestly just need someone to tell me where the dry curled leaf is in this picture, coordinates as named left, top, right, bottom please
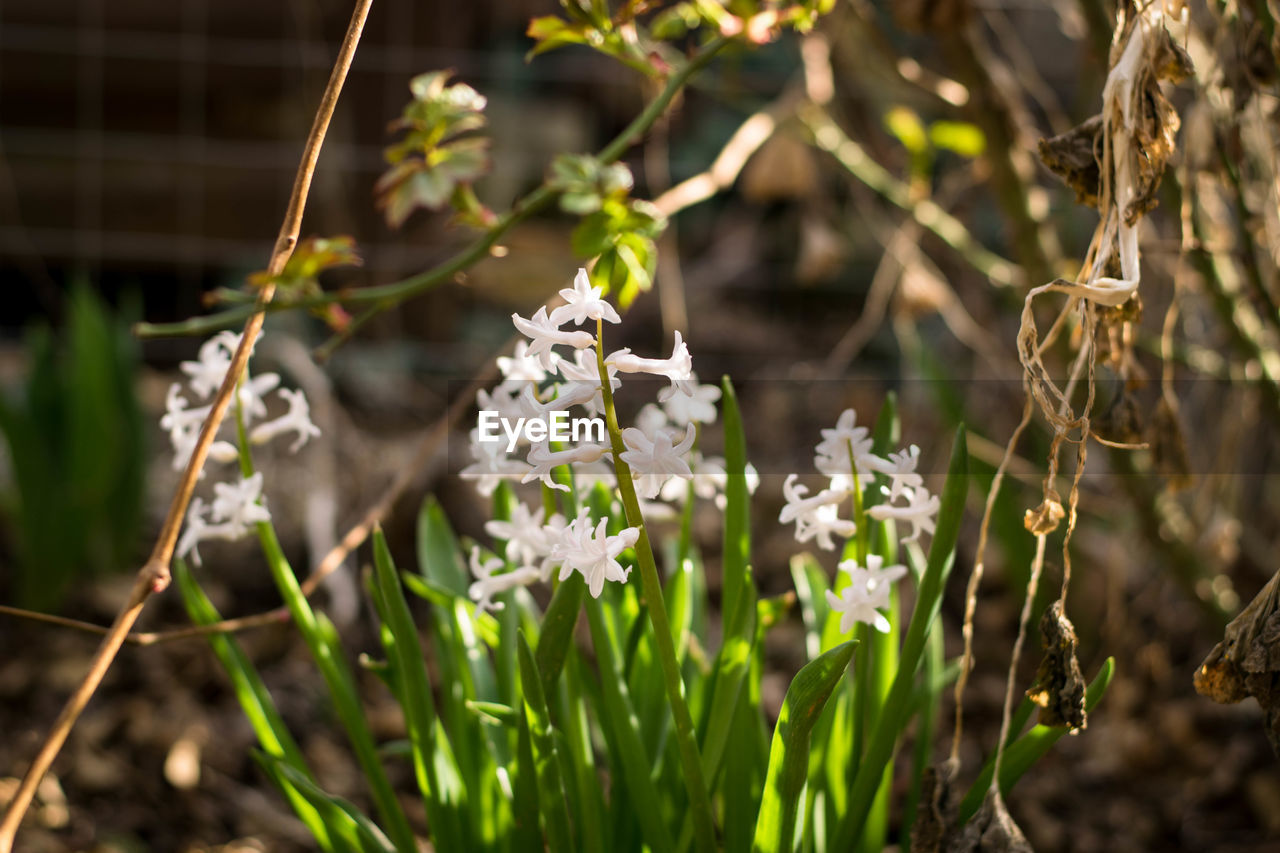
left=1196, top=570, right=1280, bottom=752
left=911, top=759, right=960, bottom=853
left=1024, top=493, right=1065, bottom=536
left=1026, top=601, right=1088, bottom=730
left=1037, top=115, right=1103, bottom=207
left=953, top=789, right=1034, bottom=852
left=1124, top=84, right=1180, bottom=224
left=1120, top=23, right=1191, bottom=224
left=1039, top=24, right=1191, bottom=222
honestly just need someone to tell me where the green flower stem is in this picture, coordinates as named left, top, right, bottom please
left=136, top=37, right=731, bottom=345
left=231, top=392, right=416, bottom=851
left=594, top=319, right=717, bottom=853
left=847, top=445, right=871, bottom=764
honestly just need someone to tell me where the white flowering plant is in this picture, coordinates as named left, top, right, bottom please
left=164, top=265, right=1115, bottom=853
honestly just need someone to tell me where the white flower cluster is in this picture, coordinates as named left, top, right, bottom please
left=460, top=268, right=757, bottom=610
left=166, top=331, right=320, bottom=565
left=779, top=407, right=940, bottom=634
left=825, top=555, right=907, bottom=634
left=470, top=506, right=638, bottom=610
left=780, top=408, right=938, bottom=549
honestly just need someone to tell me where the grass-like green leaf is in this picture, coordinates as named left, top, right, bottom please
left=255, top=753, right=397, bottom=853
left=752, top=641, right=858, bottom=853
left=958, top=657, right=1115, bottom=823
left=253, top=519, right=416, bottom=853
left=371, top=527, right=466, bottom=849
left=721, top=375, right=750, bottom=622
left=175, top=561, right=337, bottom=853
left=417, top=495, right=471, bottom=596
left=789, top=554, right=831, bottom=662
left=584, top=597, right=676, bottom=853
left=698, top=576, right=758, bottom=784
left=414, top=496, right=507, bottom=841
left=536, top=573, right=586, bottom=696
left=517, top=631, right=577, bottom=853
left=835, top=425, right=968, bottom=849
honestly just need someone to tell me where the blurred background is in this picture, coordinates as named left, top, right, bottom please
left=3, top=0, right=1280, bottom=850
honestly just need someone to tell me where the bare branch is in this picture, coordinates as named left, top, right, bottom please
left=0, top=2, right=373, bottom=847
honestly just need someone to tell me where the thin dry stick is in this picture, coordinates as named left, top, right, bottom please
left=1060, top=313, right=1101, bottom=602
left=991, top=532, right=1048, bottom=788
left=950, top=394, right=1035, bottom=762
left=0, top=3, right=372, bottom=846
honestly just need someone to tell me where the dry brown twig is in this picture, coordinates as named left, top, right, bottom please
left=0, top=2, right=374, bottom=847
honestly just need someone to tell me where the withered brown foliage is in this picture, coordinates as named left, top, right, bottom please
left=1037, top=115, right=1103, bottom=208
left=1196, top=570, right=1280, bottom=752
left=1026, top=601, right=1088, bottom=730
left=910, top=760, right=960, bottom=853
left=1023, top=494, right=1065, bottom=537
left=952, top=789, right=1034, bottom=853
left=1037, top=27, right=1192, bottom=221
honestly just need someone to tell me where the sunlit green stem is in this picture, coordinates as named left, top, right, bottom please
left=231, top=386, right=415, bottom=851
left=594, top=319, right=717, bottom=853
left=847, top=445, right=871, bottom=764
left=137, top=37, right=732, bottom=347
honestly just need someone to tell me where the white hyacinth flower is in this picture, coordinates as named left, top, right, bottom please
left=872, top=445, right=923, bottom=503
left=176, top=498, right=219, bottom=566
left=659, top=451, right=722, bottom=504
left=485, top=502, right=553, bottom=568
left=476, top=384, right=525, bottom=424
left=797, top=502, right=859, bottom=551
left=550, top=510, right=639, bottom=598
left=162, top=383, right=210, bottom=434
left=497, top=340, right=554, bottom=389
left=814, top=408, right=883, bottom=484
left=180, top=331, right=239, bottom=399
left=536, top=512, right=569, bottom=580
left=633, top=403, right=671, bottom=439
left=236, top=372, right=282, bottom=422
left=179, top=331, right=280, bottom=421
left=548, top=268, right=622, bottom=327
left=825, top=555, right=907, bottom=634
left=619, top=422, right=696, bottom=499
left=868, top=485, right=941, bottom=543
left=779, top=473, right=854, bottom=550
left=162, top=384, right=239, bottom=473
left=516, top=382, right=597, bottom=423
left=176, top=474, right=271, bottom=566
left=522, top=441, right=609, bottom=491
left=249, top=388, right=321, bottom=452
left=555, top=348, right=619, bottom=415
left=512, top=306, right=596, bottom=371
left=609, top=331, right=695, bottom=401
left=210, top=472, right=273, bottom=530
left=662, top=373, right=720, bottom=426
left=460, top=429, right=531, bottom=496
left=468, top=546, right=540, bottom=614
